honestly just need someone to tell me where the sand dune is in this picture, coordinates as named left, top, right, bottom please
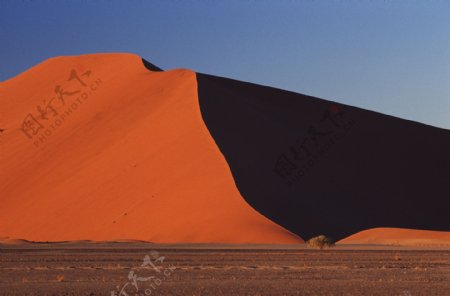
left=0, top=53, right=301, bottom=243
left=339, top=228, right=450, bottom=246
left=1, top=53, right=448, bottom=246
left=197, top=73, right=450, bottom=242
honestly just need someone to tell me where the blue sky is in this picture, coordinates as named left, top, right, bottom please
left=1, top=1, right=449, bottom=129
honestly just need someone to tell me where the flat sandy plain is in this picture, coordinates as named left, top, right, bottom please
left=0, top=242, right=449, bottom=295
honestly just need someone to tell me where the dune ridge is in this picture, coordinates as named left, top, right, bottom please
left=1, top=53, right=448, bottom=246
left=339, top=228, right=450, bottom=246
left=0, top=53, right=301, bottom=244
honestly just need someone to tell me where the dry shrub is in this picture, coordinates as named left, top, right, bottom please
left=306, top=235, right=335, bottom=250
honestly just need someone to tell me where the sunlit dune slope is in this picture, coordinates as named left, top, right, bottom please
left=339, top=228, right=450, bottom=246
left=0, top=53, right=302, bottom=243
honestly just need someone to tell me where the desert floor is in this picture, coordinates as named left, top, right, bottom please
left=0, top=242, right=449, bottom=295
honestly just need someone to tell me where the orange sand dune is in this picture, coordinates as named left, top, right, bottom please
left=0, top=237, right=30, bottom=245
left=339, top=228, right=450, bottom=246
left=0, top=53, right=302, bottom=244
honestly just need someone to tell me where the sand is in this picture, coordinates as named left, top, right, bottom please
left=1, top=53, right=448, bottom=246
left=339, top=227, right=450, bottom=246
left=0, top=242, right=449, bottom=295
left=0, top=53, right=300, bottom=244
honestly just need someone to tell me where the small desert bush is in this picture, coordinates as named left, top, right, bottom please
left=306, top=235, right=335, bottom=249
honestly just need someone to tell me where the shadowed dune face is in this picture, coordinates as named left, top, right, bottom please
left=0, top=53, right=448, bottom=246
left=197, top=73, right=450, bottom=242
left=0, top=53, right=302, bottom=244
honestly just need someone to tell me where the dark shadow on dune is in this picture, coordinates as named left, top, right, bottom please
left=142, top=58, right=163, bottom=72
left=196, top=73, right=450, bottom=241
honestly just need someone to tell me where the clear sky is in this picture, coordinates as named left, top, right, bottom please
left=1, top=1, right=449, bottom=129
